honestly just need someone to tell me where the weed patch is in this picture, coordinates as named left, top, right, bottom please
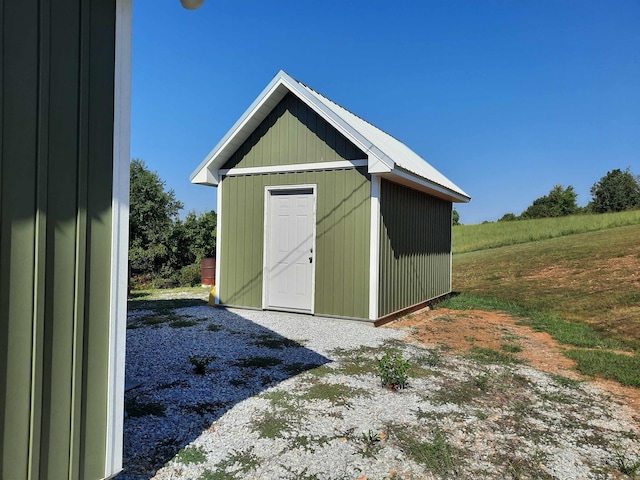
left=389, top=424, right=462, bottom=477
left=175, top=445, right=207, bottom=465
left=202, top=448, right=260, bottom=479
left=125, top=397, right=165, bottom=418
left=250, top=333, right=302, bottom=349
left=189, top=354, right=216, bottom=374
left=235, top=356, right=282, bottom=368
left=170, top=318, right=199, bottom=328
left=466, top=347, right=521, bottom=365
left=302, top=382, right=368, bottom=403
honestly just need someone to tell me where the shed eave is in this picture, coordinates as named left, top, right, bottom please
left=381, top=168, right=471, bottom=203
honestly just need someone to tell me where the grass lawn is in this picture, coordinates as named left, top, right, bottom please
left=453, top=224, right=640, bottom=350
left=453, top=210, right=640, bottom=254
left=450, top=223, right=640, bottom=387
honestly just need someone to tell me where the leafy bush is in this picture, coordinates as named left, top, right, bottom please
left=378, top=350, right=410, bottom=390
left=177, top=263, right=201, bottom=287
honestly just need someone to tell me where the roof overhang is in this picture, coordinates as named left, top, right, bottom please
left=190, top=70, right=394, bottom=186
left=191, top=70, right=470, bottom=204
left=380, top=168, right=471, bottom=203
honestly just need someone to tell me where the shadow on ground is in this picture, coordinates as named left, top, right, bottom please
left=115, top=299, right=329, bottom=480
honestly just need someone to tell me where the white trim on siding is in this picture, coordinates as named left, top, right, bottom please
left=220, top=159, right=368, bottom=177
left=368, top=175, right=381, bottom=321
left=106, top=0, right=131, bottom=476
left=214, top=181, right=222, bottom=305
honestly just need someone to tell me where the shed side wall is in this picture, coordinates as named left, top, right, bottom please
left=220, top=169, right=370, bottom=319
left=0, top=1, right=119, bottom=478
left=378, top=179, right=452, bottom=317
left=223, top=92, right=367, bottom=169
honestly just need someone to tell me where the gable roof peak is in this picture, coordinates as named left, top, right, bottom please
left=191, top=71, right=470, bottom=203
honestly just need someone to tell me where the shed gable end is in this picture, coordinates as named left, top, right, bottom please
left=223, top=93, right=366, bottom=169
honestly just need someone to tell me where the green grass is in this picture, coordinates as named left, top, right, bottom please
left=466, top=347, right=521, bottom=365
left=452, top=225, right=640, bottom=350
left=175, top=445, right=207, bottom=465
left=388, top=424, right=462, bottom=477
left=564, top=350, right=640, bottom=387
left=453, top=210, right=640, bottom=254
left=446, top=219, right=640, bottom=386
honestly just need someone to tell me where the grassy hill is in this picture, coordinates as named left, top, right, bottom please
left=449, top=215, right=640, bottom=386
left=453, top=209, right=640, bottom=254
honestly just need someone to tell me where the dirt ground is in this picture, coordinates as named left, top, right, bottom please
left=389, top=307, right=640, bottom=418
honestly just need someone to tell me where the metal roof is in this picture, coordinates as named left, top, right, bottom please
left=191, top=70, right=470, bottom=203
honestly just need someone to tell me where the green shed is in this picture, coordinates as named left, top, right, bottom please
left=191, top=71, right=470, bottom=324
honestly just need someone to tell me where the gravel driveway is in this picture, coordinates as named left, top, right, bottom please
left=117, top=296, right=639, bottom=480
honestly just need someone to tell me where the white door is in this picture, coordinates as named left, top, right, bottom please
left=266, top=188, right=315, bottom=312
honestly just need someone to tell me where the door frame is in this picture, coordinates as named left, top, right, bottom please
left=262, top=184, right=317, bottom=314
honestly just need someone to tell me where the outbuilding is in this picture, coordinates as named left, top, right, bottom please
left=191, top=70, right=470, bottom=324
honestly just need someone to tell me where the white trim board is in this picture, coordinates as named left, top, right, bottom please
left=214, top=181, right=222, bottom=305
left=220, top=159, right=368, bottom=177
left=368, top=175, right=381, bottom=321
left=105, top=0, right=131, bottom=476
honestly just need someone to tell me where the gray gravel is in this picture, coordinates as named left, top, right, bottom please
left=117, top=297, right=640, bottom=480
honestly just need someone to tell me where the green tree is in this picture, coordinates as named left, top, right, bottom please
left=498, top=213, right=518, bottom=222
left=452, top=209, right=460, bottom=226
left=590, top=168, right=640, bottom=213
left=169, top=210, right=217, bottom=269
left=521, top=185, right=578, bottom=219
left=129, top=159, right=183, bottom=277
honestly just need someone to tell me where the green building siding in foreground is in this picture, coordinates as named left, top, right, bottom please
left=223, top=93, right=367, bottom=170
left=378, top=179, right=453, bottom=317
left=220, top=168, right=371, bottom=319
left=0, top=1, right=119, bottom=478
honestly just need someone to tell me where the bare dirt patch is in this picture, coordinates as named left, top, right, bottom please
left=388, top=307, right=640, bottom=417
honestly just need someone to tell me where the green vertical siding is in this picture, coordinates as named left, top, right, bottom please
left=378, top=179, right=453, bottom=317
left=220, top=168, right=370, bottom=319
left=223, top=93, right=367, bottom=169
left=0, top=1, right=117, bottom=479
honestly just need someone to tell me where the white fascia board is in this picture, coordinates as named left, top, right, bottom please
left=191, top=166, right=219, bottom=186
left=382, top=168, right=472, bottom=203
left=190, top=72, right=291, bottom=184
left=220, top=159, right=368, bottom=177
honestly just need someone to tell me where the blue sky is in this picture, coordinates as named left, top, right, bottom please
left=131, top=0, right=640, bottom=225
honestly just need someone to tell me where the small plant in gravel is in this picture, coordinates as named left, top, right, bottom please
left=378, top=350, right=410, bottom=390
left=609, top=447, right=640, bottom=477
left=356, top=430, right=384, bottom=458
left=207, top=323, right=223, bottom=332
left=189, top=354, right=216, bottom=374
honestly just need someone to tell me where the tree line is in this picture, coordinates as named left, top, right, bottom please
left=129, top=159, right=216, bottom=288
left=497, top=168, right=640, bottom=223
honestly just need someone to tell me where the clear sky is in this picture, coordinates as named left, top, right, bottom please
left=131, top=0, right=640, bottom=225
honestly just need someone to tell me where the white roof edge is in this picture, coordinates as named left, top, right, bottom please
left=382, top=168, right=471, bottom=203
left=190, top=70, right=291, bottom=184
left=191, top=70, right=470, bottom=203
